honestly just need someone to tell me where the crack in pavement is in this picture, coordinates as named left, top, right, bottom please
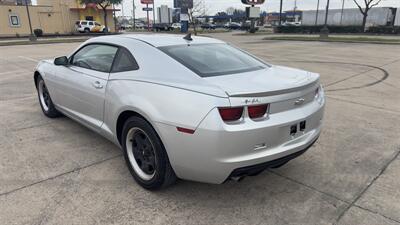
left=0, top=154, right=123, bottom=198
left=353, top=204, right=400, bottom=224
left=334, top=148, right=400, bottom=225
left=268, top=169, right=349, bottom=204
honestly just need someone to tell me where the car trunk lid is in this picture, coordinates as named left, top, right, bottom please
left=203, top=65, right=319, bottom=98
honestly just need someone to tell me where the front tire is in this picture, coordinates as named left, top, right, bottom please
left=122, top=116, right=176, bottom=190
left=36, top=76, right=61, bottom=118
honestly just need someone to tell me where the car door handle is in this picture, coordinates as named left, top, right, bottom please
left=92, top=81, right=103, bottom=89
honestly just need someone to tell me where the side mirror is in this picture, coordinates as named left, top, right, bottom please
left=54, top=56, right=68, bottom=66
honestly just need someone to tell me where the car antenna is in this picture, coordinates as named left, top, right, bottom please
left=183, top=33, right=193, bottom=41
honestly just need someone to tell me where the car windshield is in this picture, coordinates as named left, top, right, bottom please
left=159, top=43, right=267, bottom=77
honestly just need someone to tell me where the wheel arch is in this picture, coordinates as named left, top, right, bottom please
left=116, top=110, right=157, bottom=146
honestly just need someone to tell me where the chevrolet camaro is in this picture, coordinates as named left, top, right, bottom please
left=34, top=34, right=325, bottom=190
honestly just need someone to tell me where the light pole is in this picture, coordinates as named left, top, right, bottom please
left=279, top=0, right=283, bottom=26
left=25, top=0, right=36, bottom=41
left=133, top=0, right=136, bottom=29
left=315, top=0, right=320, bottom=25
left=320, top=0, right=330, bottom=38
left=153, top=0, right=156, bottom=29
left=340, top=0, right=345, bottom=25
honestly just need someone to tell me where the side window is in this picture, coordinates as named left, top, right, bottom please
left=111, top=48, right=139, bottom=73
left=81, top=21, right=88, bottom=26
left=88, top=21, right=94, bottom=26
left=71, top=44, right=118, bottom=73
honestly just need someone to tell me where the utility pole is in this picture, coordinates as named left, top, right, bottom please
left=340, top=0, right=345, bottom=25
left=315, top=0, right=320, bottom=25
left=293, top=0, right=297, bottom=23
left=133, top=0, right=136, bottom=29
left=294, top=0, right=297, bottom=13
left=146, top=4, right=150, bottom=31
left=279, top=0, right=283, bottom=26
left=152, top=0, right=156, bottom=29
left=320, top=0, right=330, bottom=38
left=324, top=0, right=330, bottom=26
left=113, top=4, right=117, bottom=32
left=25, top=0, right=36, bottom=41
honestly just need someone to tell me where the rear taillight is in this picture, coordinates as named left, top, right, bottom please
left=218, top=107, right=244, bottom=122
left=248, top=104, right=269, bottom=119
left=78, top=24, right=82, bottom=28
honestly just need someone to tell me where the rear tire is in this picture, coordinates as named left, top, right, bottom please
left=36, top=76, right=62, bottom=118
left=84, top=28, right=90, bottom=33
left=122, top=116, right=177, bottom=190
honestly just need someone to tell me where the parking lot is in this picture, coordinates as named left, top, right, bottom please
left=0, top=33, right=399, bottom=225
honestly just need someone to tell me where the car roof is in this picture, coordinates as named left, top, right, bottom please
left=117, top=34, right=225, bottom=47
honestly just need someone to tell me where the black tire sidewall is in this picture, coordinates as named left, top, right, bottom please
left=121, top=116, right=171, bottom=190
left=36, top=76, right=60, bottom=118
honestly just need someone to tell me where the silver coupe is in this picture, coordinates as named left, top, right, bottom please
left=34, top=34, right=325, bottom=189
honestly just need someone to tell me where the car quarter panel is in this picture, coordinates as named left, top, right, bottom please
left=102, top=79, right=230, bottom=144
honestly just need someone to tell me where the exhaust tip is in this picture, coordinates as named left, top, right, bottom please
left=230, top=176, right=246, bottom=182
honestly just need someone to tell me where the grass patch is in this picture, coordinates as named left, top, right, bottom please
left=263, top=36, right=400, bottom=44
left=234, top=31, right=273, bottom=36
left=0, top=38, right=88, bottom=46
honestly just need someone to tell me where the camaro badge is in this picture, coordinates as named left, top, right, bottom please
left=294, top=98, right=305, bottom=105
left=243, top=99, right=260, bottom=104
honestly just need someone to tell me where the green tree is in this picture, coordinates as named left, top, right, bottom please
left=80, top=0, right=122, bottom=30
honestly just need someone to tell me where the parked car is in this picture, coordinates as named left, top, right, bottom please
left=120, top=24, right=132, bottom=30
left=34, top=34, right=325, bottom=190
left=241, top=21, right=260, bottom=31
left=152, top=23, right=173, bottom=31
left=134, top=22, right=146, bottom=29
left=75, top=20, right=107, bottom=33
left=282, top=22, right=302, bottom=26
left=201, top=23, right=216, bottom=30
left=224, top=22, right=242, bottom=30
left=171, top=23, right=181, bottom=30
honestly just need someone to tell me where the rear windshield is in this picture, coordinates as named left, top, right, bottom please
left=159, top=43, right=267, bottom=77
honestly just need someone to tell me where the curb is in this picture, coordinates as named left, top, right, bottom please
left=0, top=38, right=89, bottom=47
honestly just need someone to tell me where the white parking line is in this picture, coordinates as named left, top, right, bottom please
left=18, top=56, right=39, bottom=63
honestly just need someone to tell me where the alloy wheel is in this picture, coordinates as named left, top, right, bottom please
left=126, top=127, right=157, bottom=181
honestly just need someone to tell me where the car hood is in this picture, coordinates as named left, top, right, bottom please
left=203, top=65, right=319, bottom=97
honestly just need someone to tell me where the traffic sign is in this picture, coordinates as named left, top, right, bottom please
left=174, top=0, right=193, bottom=9
left=143, top=7, right=153, bottom=11
left=141, top=0, right=154, bottom=4
left=241, top=0, right=265, bottom=5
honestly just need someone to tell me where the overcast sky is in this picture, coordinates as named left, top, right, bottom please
left=33, top=0, right=399, bottom=18
left=119, top=0, right=399, bottom=18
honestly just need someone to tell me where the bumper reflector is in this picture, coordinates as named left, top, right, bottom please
left=177, top=127, right=195, bottom=134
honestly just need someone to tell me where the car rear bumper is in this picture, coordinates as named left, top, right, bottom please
left=227, top=136, right=318, bottom=179
left=156, top=100, right=324, bottom=184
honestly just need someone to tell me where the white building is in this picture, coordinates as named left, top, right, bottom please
left=157, top=5, right=172, bottom=24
